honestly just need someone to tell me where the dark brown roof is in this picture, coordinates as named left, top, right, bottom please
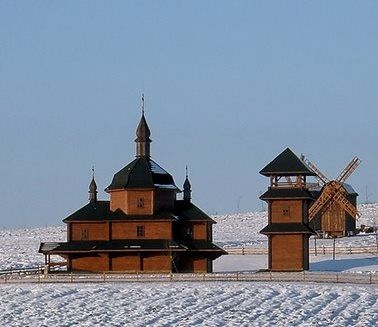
left=39, top=239, right=225, bottom=254
left=63, top=202, right=178, bottom=222
left=62, top=200, right=215, bottom=223
left=181, top=240, right=226, bottom=253
left=105, top=157, right=179, bottom=191
left=135, top=113, right=151, bottom=142
left=260, top=148, right=316, bottom=177
left=39, top=240, right=185, bottom=253
left=260, top=223, right=315, bottom=235
left=260, top=188, right=314, bottom=200
left=174, top=201, right=216, bottom=223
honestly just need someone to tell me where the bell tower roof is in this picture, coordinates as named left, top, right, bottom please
left=88, top=167, right=98, bottom=203
left=135, top=95, right=152, bottom=158
left=259, top=148, right=316, bottom=177
left=135, top=113, right=151, bottom=142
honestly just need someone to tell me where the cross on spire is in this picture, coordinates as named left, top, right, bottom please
left=141, top=93, right=145, bottom=115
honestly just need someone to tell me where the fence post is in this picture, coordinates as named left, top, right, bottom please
left=269, top=271, right=272, bottom=281
left=70, top=272, right=73, bottom=283
left=370, top=272, right=372, bottom=284
left=314, top=238, right=317, bottom=256
left=242, top=247, right=245, bottom=255
left=322, top=245, right=325, bottom=255
left=236, top=272, right=239, bottom=281
left=103, top=272, right=106, bottom=282
left=333, top=238, right=336, bottom=260
left=303, top=271, right=305, bottom=281
left=349, top=245, right=352, bottom=255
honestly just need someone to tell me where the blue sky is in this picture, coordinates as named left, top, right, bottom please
left=0, top=1, right=377, bottom=227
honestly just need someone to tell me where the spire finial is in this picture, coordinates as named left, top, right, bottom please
left=141, top=93, right=145, bottom=115
left=89, top=166, right=98, bottom=203
left=183, top=165, right=191, bottom=203
left=135, top=96, right=151, bottom=158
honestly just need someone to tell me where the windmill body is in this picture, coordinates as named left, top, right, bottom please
left=309, top=183, right=358, bottom=237
left=303, top=157, right=361, bottom=238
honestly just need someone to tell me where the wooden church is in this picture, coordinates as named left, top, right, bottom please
left=39, top=109, right=225, bottom=273
left=259, top=148, right=315, bottom=271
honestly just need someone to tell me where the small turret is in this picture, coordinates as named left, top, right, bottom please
left=89, top=168, right=98, bottom=203
left=135, top=94, right=152, bottom=158
left=183, top=166, right=191, bottom=203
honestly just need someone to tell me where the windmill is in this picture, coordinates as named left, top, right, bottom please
left=302, top=156, right=361, bottom=237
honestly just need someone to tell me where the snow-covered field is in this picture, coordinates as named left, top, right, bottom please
left=0, top=282, right=377, bottom=326
left=0, top=204, right=377, bottom=326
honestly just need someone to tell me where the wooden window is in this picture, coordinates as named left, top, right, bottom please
left=283, top=206, right=290, bottom=216
left=137, top=198, right=144, bottom=208
left=136, top=225, right=145, bottom=237
left=185, top=226, right=193, bottom=239
left=81, top=228, right=88, bottom=240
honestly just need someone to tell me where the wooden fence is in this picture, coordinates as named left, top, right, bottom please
left=226, top=245, right=378, bottom=255
left=1, top=271, right=377, bottom=285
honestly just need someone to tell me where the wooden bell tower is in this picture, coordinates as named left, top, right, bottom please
left=260, top=148, right=315, bottom=271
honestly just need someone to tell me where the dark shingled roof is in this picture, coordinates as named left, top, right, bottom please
left=135, top=113, right=151, bottom=141
left=63, top=201, right=110, bottom=222
left=260, top=148, right=316, bottom=176
left=174, top=200, right=216, bottom=223
left=260, top=188, right=314, bottom=200
left=106, top=157, right=179, bottom=191
left=310, top=183, right=359, bottom=196
left=63, top=201, right=178, bottom=222
left=39, top=239, right=225, bottom=254
left=39, top=240, right=185, bottom=253
left=181, top=240, right=226, bottom=253
left=260, top=223, right=315, bottom=235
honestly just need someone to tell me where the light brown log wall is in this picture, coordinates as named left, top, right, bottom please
left=193, top=222, right=207, bottom=240
left=126, top=190, right=154, bottom=215
left=70, top=222, right=109, bottom=241
left=110, top=190, right=154, bottom=215
left=70, top=254, right=109, bottom=272
left=271, top=200, right=303, bottom=223
left=271, top=234, right=303, bottom=271
left=111, top=221, right=172, bottom=239
left=110, top=191, right=127, bottom=212
left=193, top=258, right=208, bottom=272
left=111, top=254, right=140, bottom=271
left=142, top=254, right=171, bottom=271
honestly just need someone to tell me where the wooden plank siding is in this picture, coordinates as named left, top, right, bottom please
left=110, top=190, right=154, bottom=215
left=70, top=222, right=109, bottom=241
left=271, top=234, right=303, bottom=271
left=71, top=254, right=109, bottom=272
left=111, top=254, right=140, bottom=271
left=111, top=221, right=172, bottom=240
left=142, top=253, right=171, bottom=272
left=271, top=200, right=303, bottom=223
